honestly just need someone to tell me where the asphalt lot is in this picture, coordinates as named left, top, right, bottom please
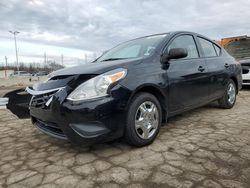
left=0, top=89, right=249, bottom=188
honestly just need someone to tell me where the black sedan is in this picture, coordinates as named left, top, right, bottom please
left=24, top=31, right=242, bottom=147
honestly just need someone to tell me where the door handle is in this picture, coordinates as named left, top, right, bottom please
left=225, top=63, right=230, bottom=68
left=198, top=66, right=205, bottom=72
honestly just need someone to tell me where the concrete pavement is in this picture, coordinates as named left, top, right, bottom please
left=0, top=90, right=249, bottom=188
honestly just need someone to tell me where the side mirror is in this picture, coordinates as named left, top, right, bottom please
left=162, top=48, right=188, bottom=63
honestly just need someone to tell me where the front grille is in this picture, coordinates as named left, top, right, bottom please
left=33, top=118, right=67, bottom=140
left=30, top=90, right=57, bottom=108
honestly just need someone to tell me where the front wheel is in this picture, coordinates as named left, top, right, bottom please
left=124, top=92, right=162, bottom=147
left=218, top=79, right=237, bottom=109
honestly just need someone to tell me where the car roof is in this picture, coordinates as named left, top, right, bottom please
left=137, top=31, right=194, bottom=38
left=129, top=31, right=212, bottom=42
left=170, top=31, right=220, bottom=46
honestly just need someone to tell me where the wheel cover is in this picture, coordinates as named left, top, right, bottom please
left=135, top=101, right=159, bottom=140
left=227, top=83, right=236, bottom=105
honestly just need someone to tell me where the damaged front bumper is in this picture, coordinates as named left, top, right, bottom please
left=26, top=84, right=130, bottom=146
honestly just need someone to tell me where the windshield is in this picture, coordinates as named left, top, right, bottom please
left=97, top=34, right=168, bottom=62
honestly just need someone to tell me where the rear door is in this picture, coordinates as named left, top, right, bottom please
left=166, top=34, right=210, bottom=113
left=196, top=37, right=228, bottom=100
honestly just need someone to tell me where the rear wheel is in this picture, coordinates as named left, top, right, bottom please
left=218, top=79, right=237, bottom=109
left=125, top=92, right=162, bottom=147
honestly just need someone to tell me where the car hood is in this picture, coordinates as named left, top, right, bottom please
left=30, top=57, right=143, bottom=91
left=49, top=57, right=143, bottom=78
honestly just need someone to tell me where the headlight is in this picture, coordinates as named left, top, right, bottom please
left=67, top=68, right=127, bottom=101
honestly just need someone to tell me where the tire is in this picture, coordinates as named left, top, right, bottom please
left=124, top=92, right=162, bottom=147
left=218, top=79, right=237, bottom=109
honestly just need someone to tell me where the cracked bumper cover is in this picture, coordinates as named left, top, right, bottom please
left=28, top=85, right=130, bottom=146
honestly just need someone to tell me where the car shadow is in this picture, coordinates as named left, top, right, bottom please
left=241, top=85, right=250, bottom=90
left=39, top=101, right=222, bottom=151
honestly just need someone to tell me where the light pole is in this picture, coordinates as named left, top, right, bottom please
left=9, top=30, right=20, bottom=73
left=5, top=56, right=8, bottom=79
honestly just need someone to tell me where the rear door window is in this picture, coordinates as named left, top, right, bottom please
left=198, top=37, right=217, bottom=57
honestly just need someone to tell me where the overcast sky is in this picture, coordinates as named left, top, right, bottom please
left=0, top=0, right=250, bottom=66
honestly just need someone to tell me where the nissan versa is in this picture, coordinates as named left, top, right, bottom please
left=23, top=31, right=242, bottom=147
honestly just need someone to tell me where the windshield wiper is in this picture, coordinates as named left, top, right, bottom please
left=101, top=58, right=127, bottom=62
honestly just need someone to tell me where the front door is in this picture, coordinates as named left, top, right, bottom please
left=164, top=34, right=210, bottom=113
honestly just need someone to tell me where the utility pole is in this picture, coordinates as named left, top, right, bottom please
left=5, top=56, right=8, bottom=79
left=44, top=52, right=47, bottom=65
left=9, top=30, right=20, bottom=74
